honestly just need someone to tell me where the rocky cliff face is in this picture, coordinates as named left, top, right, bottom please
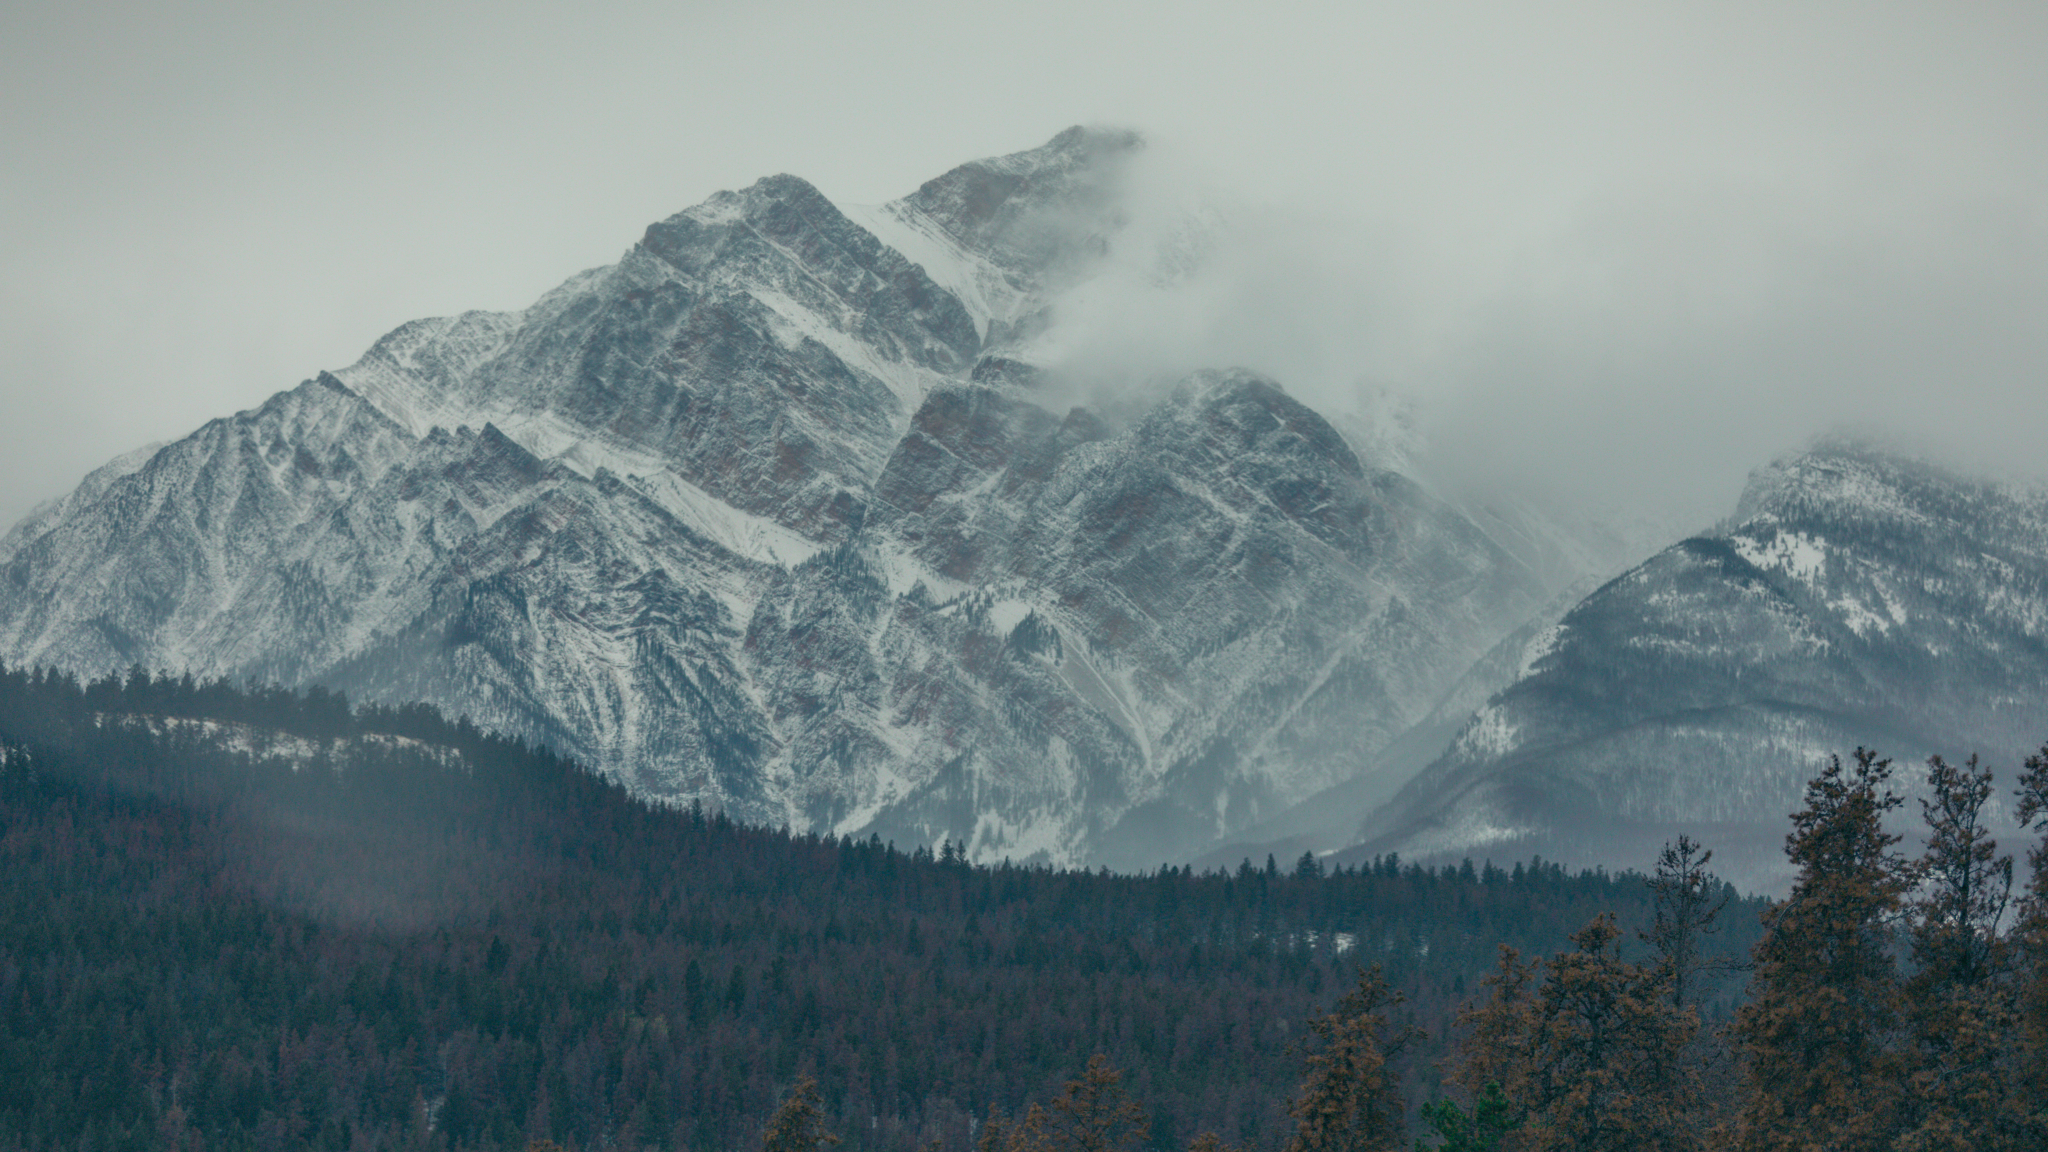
left=1349, top=442, right=2048, bottom=891
left=0, top=129, right=1564, bottom=866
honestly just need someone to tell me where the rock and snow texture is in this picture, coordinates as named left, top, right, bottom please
left=0, top=128, right=1564, bottom=867
left=1349, top=442, right=2048, bottom=892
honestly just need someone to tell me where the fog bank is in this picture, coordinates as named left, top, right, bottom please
left=4, top=0, right=2043, bottom=535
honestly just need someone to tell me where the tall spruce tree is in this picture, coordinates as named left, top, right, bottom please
left=1445, top=917, right=1699, bottom=1152
left=1897, top=754, right=2021, bottom=1152
left=1447, top=945, right=1541, bottom=1137
left=1282, top=965, right=1417, bottom=1152
left=2013, top=747, right=2048, bottom=1146
left=1643, top=837, right=1742, bottom=1136
left=1005, top=1056, right=1148, bottom=1152
left=1734, top=749, right=1911, bottom=1152
left=763, top=1077, right=839, bottom=1152
left=1644, top=836, right=1732, bottom=1011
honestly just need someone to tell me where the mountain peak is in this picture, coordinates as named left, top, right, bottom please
left=0, top=130, right=1571, bottom=872
left=1730, top=436, right=1982, bottom=531
left=900, top=126, right=1142, bottom=280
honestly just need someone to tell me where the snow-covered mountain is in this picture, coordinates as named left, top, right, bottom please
left=1346, top=441, right=2048, bottom=891
left=0, top=128, right=1571, bottom=866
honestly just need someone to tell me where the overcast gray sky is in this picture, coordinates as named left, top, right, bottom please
left=4, top=0, right=2045, bottom=533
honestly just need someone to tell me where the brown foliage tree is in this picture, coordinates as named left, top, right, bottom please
left=1184, top=1132, right=1251, bottom=1152
left=1897, top=754, right=2023, bottom=1152
left=2013, top=747, right=2048, bottom=1146
left=1449, top=945, right=1541, bottom=1117
left=1281, top=965, right=1419, bottom=1152
left=1003, top=1056, right=1148, bottom=1152
left=764, top=1076, right=839, bottom=1152
left=1734, top=748, right=1912, bottom=1152
left=1447, top=915, right=1700, bottom=1152
left=1501, top=915, right=1701, bottom=1152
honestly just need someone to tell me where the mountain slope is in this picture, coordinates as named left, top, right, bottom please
left=0, top=129, right=1562, bottom=865
left=1349, top=441, right=2048, bottom=890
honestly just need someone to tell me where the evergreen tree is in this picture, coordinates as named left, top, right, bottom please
left=1444, top=917, right=1698, bottom=1152
left=1734, top=749, right=1911, bottom=1152
left=2013, top=747, right=2048, bottom=1146
left=1446, top=946, right=1540, bottom=1123
left=1006, top=1056, right=1148, bottom=1152
left=1897, top=754, right=2021, bottom=1151
left=764, top=1077, right=839, bottom=1152
left=0, top=658, right=1774, bottom=1152
left=1414, top=1083, right=1511, bottom=1152
left=1643, top=837, right=1742, bottom=1135
left=1282, top=965, right=1417, bottom=1152
left=1537, top=915, right=1698, bottom=1152
left=1643, top=836, right=1732, bottom=1011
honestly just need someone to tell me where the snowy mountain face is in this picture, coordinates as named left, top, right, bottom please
left=1348, top=443, right=2048, bottom=892
left=0, top=128, right=1565, bottom=866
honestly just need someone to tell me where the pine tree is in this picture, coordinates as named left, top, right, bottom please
left=1643, top=837, right=1742, bottom=1136
left=1415, top=1083, right=1511, bottom=1152
left=763, top=1077, right=839, bottom=1152
left=1443, top=918, right=1699, bottom=1152
left=2012, top=747, right=2048, bottom=1146
left=1447, top=946, right=1540, bottom=1124
left=1896, top=754, right=2021, bottom=1151
left=1734, top=748, right=1911, bottom=1152
left=977, top=1111, right=1013, bottom=1152
left=1643, top=836, right=1732, bottom=1011
left=1006, top=1056, right=1148, bottom=1152
left=1531, top=916, right=1700, bottom=1152
left=1282, top=965, right=1418, bottom=1152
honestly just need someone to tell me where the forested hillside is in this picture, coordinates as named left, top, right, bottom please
left=0, top=664, right=1759, bottom=1152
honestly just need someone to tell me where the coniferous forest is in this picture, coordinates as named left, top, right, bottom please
left=1, top=662, right=2044, bottom=1151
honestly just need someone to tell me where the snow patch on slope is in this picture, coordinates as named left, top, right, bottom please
left=626, top=471, right=820, bottom=569
left=1455, top=706, right=1519, bottom=759
left=747, top=284, right=937, bottom=416
left=842, top=201, right=1031, bottom=341
left=1733, top=529, right=1827, bottom=584
left=1519, top=624, right=1564, bottom=678
left=1402, top=787, right=1543, bottom=860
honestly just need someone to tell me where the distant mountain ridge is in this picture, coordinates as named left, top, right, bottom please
left=1343, top=441, right=2048, bottom=891
left=0, top=129, right=1575, bottom=867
